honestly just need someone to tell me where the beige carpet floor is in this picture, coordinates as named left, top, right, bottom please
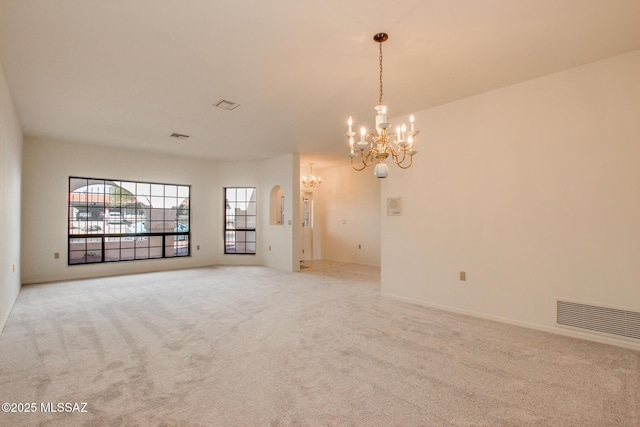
left=0, top=263, right=638, bottom=426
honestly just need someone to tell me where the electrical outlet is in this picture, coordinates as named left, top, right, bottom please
left=459, top=271, right=466, bottom=281
left=269, top=245, right=272, bottom=251
left=197, top=245, right=200, bottom=250
left=358, top=244, right=361, bottom=249
left=54, top=252, right=60, bottom=259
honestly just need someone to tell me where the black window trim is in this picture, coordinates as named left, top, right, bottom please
left=68, top=176, right=191, bottom=265
left=224, top=186, right=257, bottom=255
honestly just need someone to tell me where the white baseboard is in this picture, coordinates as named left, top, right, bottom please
left=380, top=292, right=640, bottom=352
left=0, top=287, right=20, bottom=335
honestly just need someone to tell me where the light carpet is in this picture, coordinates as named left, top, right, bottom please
left=0, top=263, right=638, bottom=426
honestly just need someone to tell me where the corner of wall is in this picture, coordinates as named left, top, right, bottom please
left=0, top=60, right=24, bottom=334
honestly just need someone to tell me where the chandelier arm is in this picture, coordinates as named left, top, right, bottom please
left=350, top=157, right=368, bottom=171
left=388, top=145, right=402, bottom=159
left=388, top=131, right=398, bottom=145
left=353, top=147, right=375, bottom=170
left=363, top=149, right=374, bottom=166
left=365, top=132, right=379, bottom=143
left=391, top=147, right=410, bottom=166
left=395, top=155, right=414, bottom=169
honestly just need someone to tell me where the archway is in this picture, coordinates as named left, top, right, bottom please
left=269, top=185, right=285, bottom=225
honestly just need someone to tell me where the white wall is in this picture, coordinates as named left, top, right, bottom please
left=216, top=161, right=263, bottom=267
left=0, top=62, right=23, bottom=332
left=21, top=138, right=218, bottom=283
left=213, top=155, right=301, bottom=271
left=261, top=153, right=300, bottom=271
left=21, top=140, right=302, bottom=282
left=316, top=164, right=381, bottom=266
left=381, top=50, right=640, bottom=346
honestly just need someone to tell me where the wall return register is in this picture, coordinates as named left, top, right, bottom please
left=346, top=33, right=418, bottom=178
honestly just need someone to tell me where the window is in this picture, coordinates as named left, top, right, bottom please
left=68, top=177, right=190, bottom=264
left=224, top=187, right=256, bottom=254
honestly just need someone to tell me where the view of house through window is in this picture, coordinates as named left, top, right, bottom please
left=225, top=187, right=256, bottom=254
left=68, top=177, right=190, bottom=264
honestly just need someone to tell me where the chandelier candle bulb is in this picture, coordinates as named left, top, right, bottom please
left=410, top=115, right=415, bottom=132
left=348, top=116, right=353, bottom=133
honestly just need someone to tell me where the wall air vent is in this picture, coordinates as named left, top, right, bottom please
left=557, top=300, right=640, bottom=341
left=170, top=133, right=190, bottom=140
left=214, top=98, right=241, bottom=111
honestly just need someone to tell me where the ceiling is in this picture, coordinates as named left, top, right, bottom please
left=2, top=0, right=640, bottom=169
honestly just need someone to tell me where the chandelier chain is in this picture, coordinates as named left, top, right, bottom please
left=378, top=41, right=384, bottom=106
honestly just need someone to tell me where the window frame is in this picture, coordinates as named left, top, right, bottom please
left=224, top=187, right=257, bottom=255
left=68, top=176, right=190, bottom=265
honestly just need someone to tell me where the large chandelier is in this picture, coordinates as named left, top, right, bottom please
left=301, top=162, right=322, bottom=188
left=346, top=33, right=418, bottom=178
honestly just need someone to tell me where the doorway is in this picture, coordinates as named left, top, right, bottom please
left=301, top=192, right=313, bottom=261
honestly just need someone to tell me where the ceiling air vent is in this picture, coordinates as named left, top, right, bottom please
left=170, top=133, right=190, bottom=140
left=214, top=98, right=241, bottom=111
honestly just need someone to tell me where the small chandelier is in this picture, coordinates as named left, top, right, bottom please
left=301, top=162, right=322, bottom=188
left=346, top=33, right=418, bottom=178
